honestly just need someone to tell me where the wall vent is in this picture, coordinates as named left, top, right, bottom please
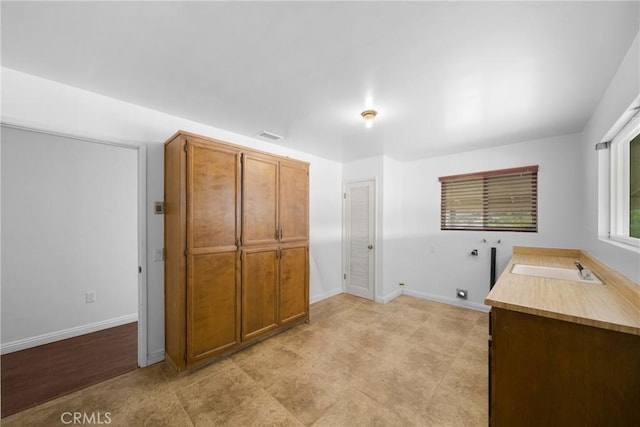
left=256, top=131, right=283, bottom=141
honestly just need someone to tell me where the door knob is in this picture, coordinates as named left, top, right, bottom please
left=368, top=244, right=373, bottom=250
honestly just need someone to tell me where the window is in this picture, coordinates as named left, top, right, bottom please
left=609, top=112, right=640, bottom=246
left=439, top=166, right=538, bottom=232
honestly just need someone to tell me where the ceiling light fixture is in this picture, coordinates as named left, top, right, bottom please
left=361, top=109, right=378, bottom=128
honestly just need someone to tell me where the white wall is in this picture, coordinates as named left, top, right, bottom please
left=308, top=159, right=344, bottom=303
left=581, top=33, right=640, bottom=283
left=382, top=156, right=404, bottom=300
left=1, top=126, right=139, bottom=352
left=401, top=134, right=584, bottom=309
left=1, top=67, right=343, bottom=363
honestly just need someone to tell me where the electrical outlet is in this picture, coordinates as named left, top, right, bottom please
left=154, top=201, right=165, bottom=214
left=86, top=291, right=96, bottom=303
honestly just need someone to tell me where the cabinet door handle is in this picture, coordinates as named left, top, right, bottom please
left=280, top=229, right=283, bottom=240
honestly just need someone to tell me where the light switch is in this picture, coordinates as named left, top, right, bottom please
left=153, top=248, right=165, bottom=262
left=86, top=291, right=96, bottom=303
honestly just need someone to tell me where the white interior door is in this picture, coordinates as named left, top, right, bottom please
left=344, top=180, right=375, bottom=300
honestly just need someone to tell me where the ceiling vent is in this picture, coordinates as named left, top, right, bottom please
left=256, top=131, right=283, bottom=141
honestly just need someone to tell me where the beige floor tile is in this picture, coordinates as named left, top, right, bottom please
left=266, top=364, right=354, bottom=426
left=455, top=334, right=488, bottom=365
left=476, top=312, right=490, bottom=327
left=309, top=294, right=363, bottom=323
left=176, top=364, right=263, bottom=425
left=234, top=345, right=306, bottom=388
left=203, top=389, right=304, bottom=427
left=330, top=304, right=386, bottom=325
left=279, top=323, right=338, bottom=357
left=410, top=322, right=468, bottom=357
left=311, top=387, right=407, bottom=427
left=437, top=357, right=488, bottom=410
left=380, top=339, right=456, bottom=383
left=306, top=337, right=380, bottom=380
left=352, top=361, right=440, bottom=425
left=161, top=357, right=236, bottom=390
left=439, top=305, right=484, bottom=324
left=101, top=391, right=193, bottom=427
left=385, top=303, right=434, bottom=325
left=422, top=388, right=487, bottom=427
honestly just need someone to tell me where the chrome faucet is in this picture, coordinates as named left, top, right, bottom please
left=574, top=261, right=593, bottom=280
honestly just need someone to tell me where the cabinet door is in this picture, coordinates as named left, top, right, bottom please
left=186, top=139, right=241, bottom=365
left=187, top=140, right=240, bottom=251
left=187, top=252, right=240, bottom=362
left=279, top=160, right=309, bottom=242
left=242, top=153, right=278, bottom=246
left=241, top=247, right=278, bottom=341
left=279, top=245, right=309, bottom=325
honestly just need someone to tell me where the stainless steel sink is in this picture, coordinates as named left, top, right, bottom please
left=510, top=264, right=603, bottom=284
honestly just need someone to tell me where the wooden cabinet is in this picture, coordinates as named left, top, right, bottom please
left=164, top=131, right=309, bottom=371
left=489, top=308, right=640, bottom=426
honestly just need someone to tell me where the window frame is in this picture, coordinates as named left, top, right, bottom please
left=439, top=165, right=539, bottom=232
left=608, top=112, right=640, bottom=248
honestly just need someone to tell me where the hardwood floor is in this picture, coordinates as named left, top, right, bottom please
left=1, top=322, right=138, bottom=417
left=2, top=296, right=488, bottom=426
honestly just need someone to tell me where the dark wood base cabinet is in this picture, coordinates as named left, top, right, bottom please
left=164, top=131, right=309, bottom=372
left=489, top=308, right=640, bottom=426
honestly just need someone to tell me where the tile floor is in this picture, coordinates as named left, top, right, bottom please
left=3, top=294, right=489, bottom=426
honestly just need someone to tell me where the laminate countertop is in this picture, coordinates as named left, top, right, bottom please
left=485, top=246, right=640, bottom=336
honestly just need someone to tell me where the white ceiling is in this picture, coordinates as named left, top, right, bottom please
left=2, top=1, right=638, bottom=162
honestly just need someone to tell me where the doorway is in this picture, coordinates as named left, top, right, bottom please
left=0, top=124, right=146, bottom=416
left=343, top=180, right=375, bottom=300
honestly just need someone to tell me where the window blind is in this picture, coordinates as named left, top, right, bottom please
left=439, top=166, right=538, bottom=232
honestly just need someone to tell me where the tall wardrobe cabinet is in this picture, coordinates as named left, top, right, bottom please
left=164, top=131, right=309, bottom=371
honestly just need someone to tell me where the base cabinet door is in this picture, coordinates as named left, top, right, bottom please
left=490, top=308, right=640, bottom=426
left=187, top=252, right=240, bottom=364
left=241, top=248, right=279, bottom=341
left=279, top=245, right=309, bottom=325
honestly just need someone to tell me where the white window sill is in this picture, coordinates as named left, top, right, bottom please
left=599, top=236, right=640, bottom=254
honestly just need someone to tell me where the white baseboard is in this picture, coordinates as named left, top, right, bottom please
left=375, top=289, right=402, bottom=304
left=0, top=313, right=139, bottom=355
left=402, top=289, right=490, bottom=312
left=146, top=349, right=166, bottom=366
left=310, top=288, right=343, bottom=305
